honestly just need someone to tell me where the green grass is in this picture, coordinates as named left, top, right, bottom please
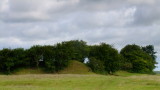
left=1, top=61, right=160, bottom=90
left=0, top=74, right=160, bottom=90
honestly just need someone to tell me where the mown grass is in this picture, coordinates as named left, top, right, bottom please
left=0, top=73, right=160, bottom=90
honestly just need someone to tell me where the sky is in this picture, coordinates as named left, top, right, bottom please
left=0, top=0, right=160, bottom=70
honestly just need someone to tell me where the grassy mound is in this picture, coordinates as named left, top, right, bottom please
left=58, top=60, right=93, bottom=74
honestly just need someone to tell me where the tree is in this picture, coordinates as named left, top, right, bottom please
left=0, top=49, right=14, bottom=74
left=52, top=43, right=70, bottom=71
left=89, top=43, right=120, bottom=74
left=142, top=45, right=157, bottom=62
left=87, top=57, right=105, bottom=74
left=120, top=44, right=156, bottom=73
left=61, top=40, right=88, bottom=62
left=132, top=58, right=150, bottom=73
left=26, top=45, right=44, bottom=68
left=42, top=46, right=56, bottom=72
left=11, top=48, right=27, bottom=69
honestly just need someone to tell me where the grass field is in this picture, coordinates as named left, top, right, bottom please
left=0, top=72, right=160, bottom=90
left=0, top=61, right=160, bottom=90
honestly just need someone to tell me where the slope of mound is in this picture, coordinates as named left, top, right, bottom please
left=58, top=60, right=93, bottom=74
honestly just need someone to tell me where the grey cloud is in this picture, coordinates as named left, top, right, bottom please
left=1, top=0, right=159, bottom=24
left=0, top=0, right=134, bottom=23
left=133, top=4, right=160, bottom=26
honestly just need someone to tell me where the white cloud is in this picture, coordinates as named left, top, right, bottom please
left=0, top=0, right=9, bottom=12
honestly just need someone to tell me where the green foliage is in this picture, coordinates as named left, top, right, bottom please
left=0, top=48, right=27, bottom=74
left=26, top=45, right=70, bottom=72
left=120, top=44, right=156, bottom=73
left=12, top=48, right=26, bottom=67
left=89, top=43, right=120, bottom=74
left=118, top=55, right=132, bottom=71
left=26, top=45, right=44, bottom=68
left=42, top=46, right=56, bottom=72
left=142, top=45, right=157, bottom=67
left=60, top=40, right=88, bottom=62
left=0, top=49, right=13, bottom=74
left=142, top=45, right=157, bottom=60
left=53, top=43, right=70, bottom=71
left=132, top=58, right=150, bottom=73
left=87, top=57, right=105, bottom=74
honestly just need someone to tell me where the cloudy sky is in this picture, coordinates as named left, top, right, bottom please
left=0, top=0, right=160, bottom=70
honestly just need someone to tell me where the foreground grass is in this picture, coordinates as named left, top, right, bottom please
left=0, top=73, right=160, bottom=90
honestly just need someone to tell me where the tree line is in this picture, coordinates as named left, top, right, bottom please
left=0, top=40, right=157, bottom=74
